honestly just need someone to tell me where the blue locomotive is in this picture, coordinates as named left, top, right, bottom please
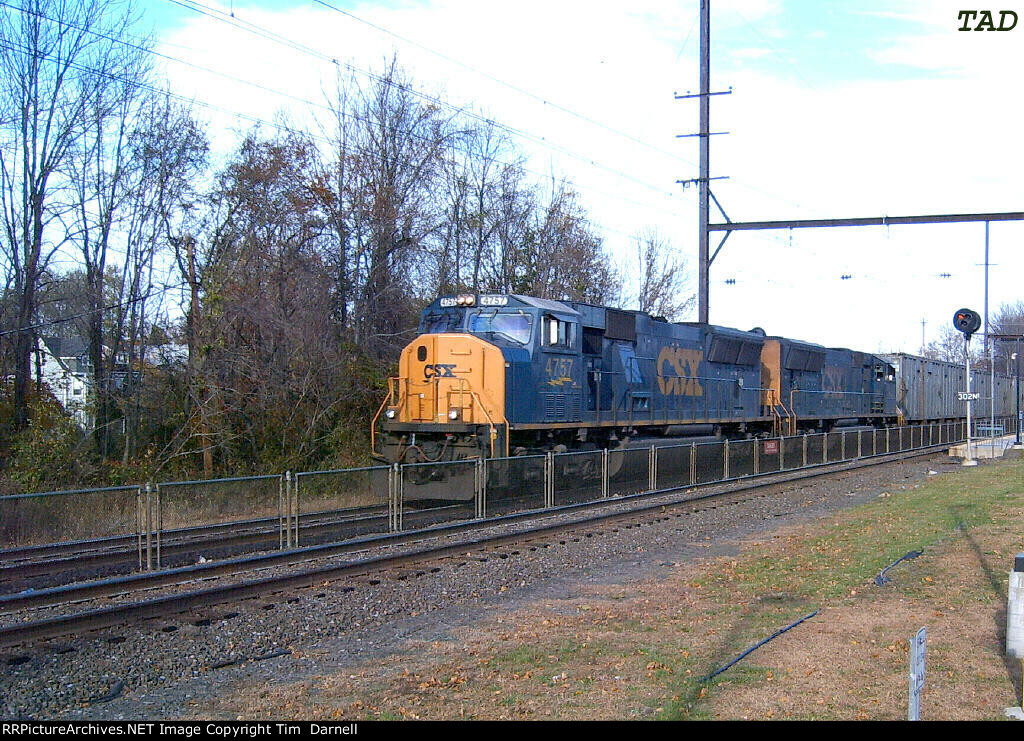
left=372, top=293, right=900, bottom=465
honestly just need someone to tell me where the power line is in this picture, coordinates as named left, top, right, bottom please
left=0, top=32, right=690, bottom=258
left=308, top=0, right=810, bottom=217
left=676, top=13, right=700, bottom=61
left=0, top=280, right=190, bottom=339
left=728, top=6, right=820, bottom=95
left=170, top=0, right=678, bottom=198
left=2, top=0, right=693, bottom=224
left=310, top=0, right=696, bottom=169
left=0, top=1, right=700, bottom=286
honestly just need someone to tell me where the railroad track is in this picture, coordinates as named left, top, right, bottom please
left=0, top=503, right=488, bottom=595
left=0, top=505, right=398, bottom=592
left=0, top=443, right=959, bottom=650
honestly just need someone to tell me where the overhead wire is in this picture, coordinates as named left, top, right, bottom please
left=23, top=2, right=867, bottom=305
left=728, top=5, right=821, bottom=95
left=0, top=280, right=191, bottom=339
left=0, top=8, right=691, bottom=332
left=170, top=0, right=679, bottom=198
left=311, top=0, right=697, bottom=168
left=0, top=1, right=690, bottom=223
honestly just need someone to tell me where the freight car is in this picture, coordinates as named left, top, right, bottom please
left=371, top=293, right=902, bottom=468
left=881, top=353, right=1016, bottom=424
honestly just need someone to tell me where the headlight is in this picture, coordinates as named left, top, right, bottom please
left=456, top=294, right=476, bottom=306
left=448, top=407, right=460, bottom=420
left=385, top=408, right=397, bottom=419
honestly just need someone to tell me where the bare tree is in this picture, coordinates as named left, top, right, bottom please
left=988, top=301, right=1024, bottom=373
left=527, top=179, right=620, bottom=304
left=464, top=122, right=508, bottom=291
left=486, top=162, right=536, bottom=294
left=0, top=0, right=128, bottom=430
left=633, top=227, right=695, bottom=321
left=434, top=136, right=470, bottom=295
left=924, top=325, right=981, bottom=364
left=118, top=92, right=207, bottom=463
left=317, top=72, right=355, bottom=329
left=347, top=61, right=455, bottom=356
left=66, top=2, right=153, bottom=454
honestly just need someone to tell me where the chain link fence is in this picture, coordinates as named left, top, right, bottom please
left=292, top=466, right=391, bottom=547
left=2, top=419, right=1014, bottom=573
left=0, top=485, right=139, bottom=551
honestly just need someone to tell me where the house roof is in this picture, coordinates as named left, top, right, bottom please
left=41, top=336, right=88, bottom=359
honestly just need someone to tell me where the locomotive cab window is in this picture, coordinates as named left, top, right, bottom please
left=468, top=310, right=533, bottom=345
left=543, top=315, right=576, bottom=349
left=422, top=312, right=461, bottom=333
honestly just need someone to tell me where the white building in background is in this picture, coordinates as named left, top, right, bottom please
left=35, top=336, right=187, bottom=430
left=36, top=336, right=93, bottom=428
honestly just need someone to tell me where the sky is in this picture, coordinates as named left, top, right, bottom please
left=149, top=0, right=1024, bottom=355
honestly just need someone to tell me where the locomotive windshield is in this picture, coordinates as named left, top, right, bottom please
left=421, top=311, right=462, bottom=333
left=468, top=310, right=533, bottom=345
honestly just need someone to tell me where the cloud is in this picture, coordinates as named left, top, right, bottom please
left=156, top=0, right=1024, bottom=353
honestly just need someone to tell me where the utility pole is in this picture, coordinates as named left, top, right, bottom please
left=984, top=222, right=995, bottom=444
left=698, top=0, right=710, bottom=325
left=676, top=0, right=730, bottom=324
left=676, top=2, right=1024, bottom=324
left=984, top=221, right=990, bottom=345
left=1013, top=343, right=1021, bottom=447
left=992, top=333, right=1024, bottom=447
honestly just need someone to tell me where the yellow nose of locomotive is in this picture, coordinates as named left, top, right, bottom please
left=392, top=333, right=506, bottom=425
left=372, top=331, right=507, bottom=456
left=372, top=333, right=508, bottom=463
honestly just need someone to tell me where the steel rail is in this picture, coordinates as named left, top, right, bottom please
left=0, top=504, right=391, bottom=565
left=0, top=514, right=381, bottom=586
left=0, top=506, right=396, bottom=588
left=0, top=504, right=467, bottom=594
left=0, top=442, right=954, bottom=648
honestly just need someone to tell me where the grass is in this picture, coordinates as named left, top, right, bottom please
left=185, top=455, right=1024, bottom=720
left=700, top=462, right=1019, bottom=604
left=656, top=458, right=1024, bottom=719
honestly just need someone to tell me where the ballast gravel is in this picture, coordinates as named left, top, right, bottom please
left=0, top=454, right=964, bottom=719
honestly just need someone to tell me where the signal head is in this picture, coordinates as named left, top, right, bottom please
left=953, top=308, right=982, bottom=339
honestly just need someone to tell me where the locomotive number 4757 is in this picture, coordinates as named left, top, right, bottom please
left=545, top=357, right=573, bottom=378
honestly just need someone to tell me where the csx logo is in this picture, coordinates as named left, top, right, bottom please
left=657, top=347, right=704, bottom=397
left=423, top=363, right=456, bottom=379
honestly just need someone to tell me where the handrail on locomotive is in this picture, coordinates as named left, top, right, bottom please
left=372, top=375, right=497, bottom=460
